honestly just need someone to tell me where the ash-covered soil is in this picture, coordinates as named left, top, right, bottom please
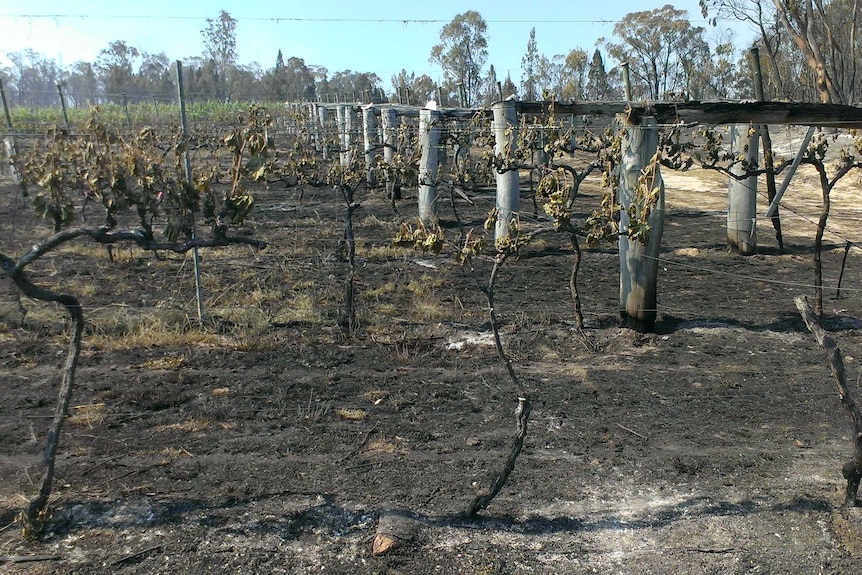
left=1, top=165, right=862, bottom=573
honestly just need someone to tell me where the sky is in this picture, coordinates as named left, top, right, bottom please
left=0, top=0, right=754, bottom=89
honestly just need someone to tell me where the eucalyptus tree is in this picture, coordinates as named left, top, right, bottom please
left=390, top=69, right=438, bottom=104
left=701, top=0, right=862, bottom=103
left=96, top=41, right=141, bottom=103
left=602, top=5, right=709, bottom=100
left=429, top=11, right=488, bottom=106
left=201, top=10, right=238, bottom=101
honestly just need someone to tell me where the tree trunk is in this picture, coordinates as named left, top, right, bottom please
left=618, top=116, right=665, bottom=332
left=727, top=124, right=758, bottom=255
left=492, top=100, right=519, bottom=242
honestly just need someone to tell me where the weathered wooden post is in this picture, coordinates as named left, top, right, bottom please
left=362, top=104, right=377, bottom=187
left=0, top=77, right=22, bottom=186
left=618, top=116, right=665, bottom=332
left=317, top=105, right=330, bottom=161
left=381, top=106, right=398, bottom=199
left=310, top=103, right=321, bottom=152
left=122, top=93, right=132, bottom=128
left=336, top=104, right=350, bottom=166
left=536, top=127, right=549, bottom=167
left=492, top=100, right=519, bottom=242
left=727, top=123, right=759, bottom=255
left=418, top=107, right=441, bottom=225
left=750, top=47, right=783, bottom=250
left=346, top=105, right=357, bottom=163
left=622, top=62, right=632, bottom=101
left=175, top=60, right=205, bottom=324
left=56, top=83, right=71, bottom=131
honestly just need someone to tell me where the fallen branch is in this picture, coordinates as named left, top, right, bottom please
left=617, top=423, right=648, bottom=440
left=110, top=545, right=163, bottom=567
left=795, top=295, right=862, bottom=507
left=0, top=555, right=62, bottom=563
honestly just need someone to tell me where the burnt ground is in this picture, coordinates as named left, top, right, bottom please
left=1, top=164, right=862, bottom=574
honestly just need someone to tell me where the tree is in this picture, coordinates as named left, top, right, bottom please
left=5, top=50, right=65, bottom=108
left=602, top=5, right=709, bottom=100
left=229, top=62, right=263, bottom=102
left=96, top=41, right=141, bottom=103
left=562, top=49, right=589, bottom=100
left=700, top=0, right=788, bottom=98
left=521, top=28, right=540, bottom=101
left=429, top=11, right=488, bottom=106
left=501, top=72, right=518, bottom=99
left=327, top=70, right=381, bottom=102
left=484, top=63, right=499, bottom=104
left=137, top=52, right=173, bottom=103
left=533, top=49, right=589, bottom=100
left=266, top=49, right=289, bottom=101
left=701, top=0, right=862, bottom=103
left=390, top=69, right=437, bottom=104
left=585, top=49, right=612, bottom=100
left=264, top=55, right=316, bottom=102
left=201, top=10, right=238, bottom=101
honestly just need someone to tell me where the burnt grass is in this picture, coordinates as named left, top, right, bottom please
left=1, top=170, right=862, bottom=574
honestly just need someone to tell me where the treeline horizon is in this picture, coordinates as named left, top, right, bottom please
left=1, top=3, right=859, bottom=111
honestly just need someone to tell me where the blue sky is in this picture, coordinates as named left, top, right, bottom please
left=0, top=0, right=752, bottom=88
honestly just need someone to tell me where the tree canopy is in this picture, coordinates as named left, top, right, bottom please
left=429, top=11, right=489, bottom=106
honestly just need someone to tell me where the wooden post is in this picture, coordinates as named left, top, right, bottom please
left=362, top=104, right=377, bottom=187
left=0, top=77, right=23, bottom=187
left=750, top=47, right=783, bottom=249
left=175, top=60, right=205, bottom=325
left=346, top=105, right=357, bottom=163
left=310, top=103, right=320, bottom=151
left=727, top=124, right=759, bottom=255
left=122, top=93, right=132, bottom=128
left=536, top=127, right=549, bottom=167
left=381, top=107, right=398, bottom=199
left=766, top=126, right=815, bottom=218
left=618, top=116, right=665, bottom=332
left=622, top=63, right=632, bottom=102
left=56, top=84, right=71, bottom=131
left=492, top=100, right=519, bottom=241
left=418, top=108, right=441, bottom=225
left=317, top=105, right=330, bottom=161
left=336, top=104, right=349, bottom=166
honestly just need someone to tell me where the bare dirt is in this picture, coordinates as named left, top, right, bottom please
left=1, top=160, right=862, bottom=574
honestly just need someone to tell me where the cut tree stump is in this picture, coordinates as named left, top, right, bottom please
left=371, top=510, right=419, bottom=556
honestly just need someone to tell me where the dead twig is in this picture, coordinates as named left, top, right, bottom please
left=336, top=422, right=380, bottom=463
left=0, top=555, right=62, bottom=563
left=617, top=423, right=648, bottom=440
left=110, top=545, right=163, bottom=567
